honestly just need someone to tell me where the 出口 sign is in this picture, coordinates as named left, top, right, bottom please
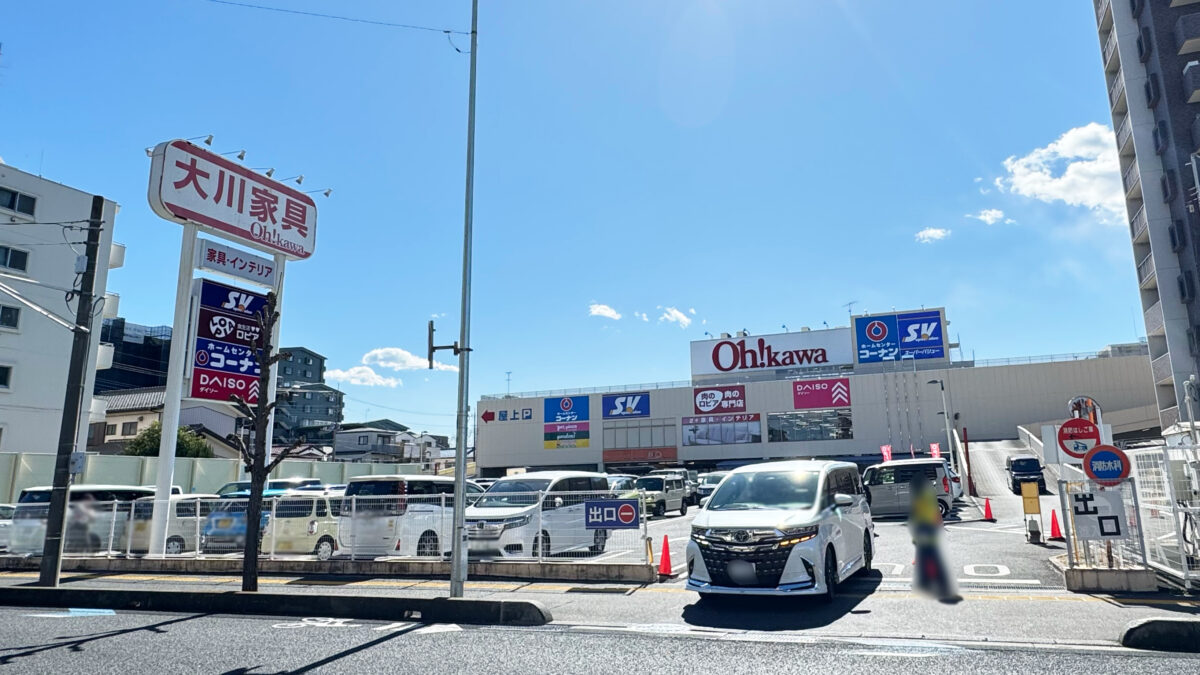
left=149, top=140, right=317, bottom=260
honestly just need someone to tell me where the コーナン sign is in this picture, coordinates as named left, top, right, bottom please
left=148, top=140, right=317, bottom=260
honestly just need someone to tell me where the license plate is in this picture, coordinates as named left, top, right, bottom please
left=217, top=519, right=232, bottom=528
left=727, top=559, right=758, bottom=585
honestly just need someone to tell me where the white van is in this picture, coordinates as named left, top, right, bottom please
left=687, top=460, right=873, bottom=600
left=261, top=492, right=340, bottom=560
left=129, top=493, right=218, bottom=554
left=336, top=475, right=483, bottom=558
left=464, top=471, right=611, bottom=558
left=9, top=485, right=155, bottom=554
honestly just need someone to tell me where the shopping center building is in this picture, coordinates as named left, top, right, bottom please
left=475, top=308, right=1158, bottom=476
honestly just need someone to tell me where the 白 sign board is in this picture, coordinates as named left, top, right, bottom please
left=196, top=238, right=278, bottom=287
left=149, top=139, right=316, bottom=260
left=1070, top=489, right=1128, bottom=540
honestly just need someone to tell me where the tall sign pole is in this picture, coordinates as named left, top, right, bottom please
left=37, top=195, right=105, bottom=586
left=450, top=0, right=480, bottom=599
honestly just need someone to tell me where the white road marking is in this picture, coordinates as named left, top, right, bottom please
left=272, top=617, right=363, bottom=629
left=413, top=624, right=462, bottom=635
left=963, top=564, right=1011, bottom=577
left=880, top=577, right=1041, bottom=585
left=373, top=621, right=416, bottom=631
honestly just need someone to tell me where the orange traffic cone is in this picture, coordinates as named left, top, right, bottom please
left=1049, top=510, right=1064, bottom=541
left=658, top=534, right=673, bottom=577
left=983, top=498, right=995, bottom=522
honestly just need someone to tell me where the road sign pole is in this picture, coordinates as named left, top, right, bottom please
left=262, top=253, right=286, bottom=467
left=449, top=0, right=480, bottom=599
left=149, top=223, right=198, bottom=556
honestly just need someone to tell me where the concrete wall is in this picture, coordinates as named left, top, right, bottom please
left=0, top=452, right=426, bottom=503
left=475, top=354, right=1157, bottom=472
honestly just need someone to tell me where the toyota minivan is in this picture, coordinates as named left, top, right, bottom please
left=686, top=460, right=873, bottom=600
left=465, top=471, right=611, bottom=558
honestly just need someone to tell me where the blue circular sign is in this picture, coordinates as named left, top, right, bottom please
left=1083, top=444, right=1130, bottom=487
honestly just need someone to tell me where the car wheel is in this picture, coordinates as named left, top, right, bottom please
left=822, top=547, right=838, bottom=604
left=937, top=500, right=950, bottom=518
left=862, top=532, right=873, bottom=573
left=417, top=531, right=439, bottom=557
left=653, top=502, right=665, bottom=518
left=679, top=502, right=688, bottom=516
left=589, top=529, right=608, bottom=554
left=165, top=537, right=186, bottom=556
left=533, top=532, right=551, bottom=558
left=315, top=537, right=335, bottom=561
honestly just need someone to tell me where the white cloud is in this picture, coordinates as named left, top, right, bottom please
left=430, top=312, right=446, bottom=319
left=973, top=177, right=982, bottom=183
left=326, top=366, right=400, bottom=388
left=588, top=303, right=622, bottom=320
left=659, top=306, right=692, bottom=328
left=998, top=122, right=1124, bottom=222
left=1004, top=218, right=1016, bottom=224
left=363, top=347, right=458, bottom=372
left=633, top=311, right=649, bottom=322
left=688, top=308, right=696, bottom=315
left=915, top=227, right=951, bottom=244
left=966, top=208, right=1005, bottom=225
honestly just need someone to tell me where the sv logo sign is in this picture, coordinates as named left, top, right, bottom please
left=222, top=291, right=257, bottom=314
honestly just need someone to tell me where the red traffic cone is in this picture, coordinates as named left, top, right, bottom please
left=1049, top=510, right=1064, bottom=541
left=983, top=498, right=995, bottom=522
left=658, top=534, right=673, bottom=577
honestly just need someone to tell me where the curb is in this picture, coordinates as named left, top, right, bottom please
left=1121, top=618, right=1200, bottom=652
left=0, top=586, right=552, bottom=626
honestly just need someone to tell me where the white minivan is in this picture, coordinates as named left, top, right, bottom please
left=9, top=485, right=155, bottom=554
left=336, top=475, right=483, bottom=558
left=465, top=471, right=612, bottom=558
left=686, top=460, right=873, bottom=600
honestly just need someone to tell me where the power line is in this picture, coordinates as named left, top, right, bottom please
left=340, top=393, right=458, bottom=417
left=202, top=0, right=469, bottom=34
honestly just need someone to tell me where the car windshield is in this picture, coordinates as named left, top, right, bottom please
left=1012, top=458, right=1041, bottom=472
left=472, top=479, right=552, bottom=507
left=701, top=474, right=726, bottom=485
left=217, top=482, right=251, bottom=496
left=636, top=477, right=664, bottom=491
left=706, top=470, right=820, bottom=511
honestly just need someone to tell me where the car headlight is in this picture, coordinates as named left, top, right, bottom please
left=502, top=515, right=531, bottom=529
left=690, top=526, right=709, bottom=543
left=777, top=525, right=819, bottom=547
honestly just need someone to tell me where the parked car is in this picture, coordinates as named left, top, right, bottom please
left=862, top=458, right=954, bottom=518
left=947, top=466, right=964, bottom=500
left=139, top=485, right=183, bottom=495
left=636, top=475, right=687, bottom=517
left=687, top=460, right=873, bottom=599
left=216, top=478, right=322, bottom=496
left=199, top=492, right=271, bottom=554
left=336, top=475, right=483, bottom=558
left=1005, top=454, right=1046, bottom=494
left=606, top=474, right=638, bottom=494
left=260, top=492, right=340, bottom=560
left=474, top=479, right=497, bottom=491
left=648, top=468, right=700, bottom=505
left=696, top=471, right=729, bottom=499
left=0, top=503, right=13, bottom=551
left=9, top=485, right=154, bottom=554
left=129, top=493, right=218, bottom=554
left=465, top=471, right=611, bottom=558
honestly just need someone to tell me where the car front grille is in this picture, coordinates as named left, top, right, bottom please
left=699, top=542, right=794, bottom=588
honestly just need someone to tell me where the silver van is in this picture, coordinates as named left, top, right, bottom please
left=862, top=459, right=953, bottom=518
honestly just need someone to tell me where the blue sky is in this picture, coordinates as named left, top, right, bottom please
left=2, top=1, right=1135, bottom=443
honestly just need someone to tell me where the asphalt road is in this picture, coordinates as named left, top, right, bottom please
left=2, top=607, right=1197, bottom=674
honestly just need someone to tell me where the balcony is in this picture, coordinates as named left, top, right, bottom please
left=1116, top=114, right=1134, bottom=155
left=1161, top=405, right=1181, bottom=430
left=1123, top=160, right=1142, bottom=197
left=1138, top=253, right=1157, bottom=288
left=1145, top=300, right=1165, bottom=336
left=1104, top=29, right=1120, bottom=72
left=1178, top=14, right=1200, bottom=55
left=1130, top=204, right=1149, bottom=242
left=1153, top=353, right=1175, bottom=384
left=1186, top=64, right=1200, bottom=103
left=1096, top=0, right=1112, bottom=29
left=109, top=242, right=125, bottom=270
left=1109, top=70, right=1127, bottom=111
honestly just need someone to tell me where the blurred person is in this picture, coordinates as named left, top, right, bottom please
left=909, top=476, right=958, bottom=602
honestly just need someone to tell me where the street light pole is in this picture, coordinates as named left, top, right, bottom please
left=449, top=0, right=480, bottom=599
left=929, top=379, right=956, bottom=473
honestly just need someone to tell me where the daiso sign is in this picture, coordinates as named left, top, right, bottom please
left=690, top=328, right=853, bottom=377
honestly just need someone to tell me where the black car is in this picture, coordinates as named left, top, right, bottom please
left=1005, top=455, right=1046, bottom=494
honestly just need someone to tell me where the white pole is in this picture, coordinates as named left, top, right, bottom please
left=449, top=0, right=480, bottom=599
left=264, top=253, right=286, bottom=470
left=939, top=379, right=956, bottom=473
left=149, top=223, right=197, bottom=556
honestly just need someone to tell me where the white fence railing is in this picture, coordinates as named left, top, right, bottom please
left=1127, top=446, right=1200, bottom=589
left=3, top=491, right=655, bottom=566
left=1058, top=477, right=1146, bottom=571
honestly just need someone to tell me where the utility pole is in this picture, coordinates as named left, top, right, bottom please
left=929, top=378, right=956, bottom=473
left=449, top=0, right=480, bottom=599
left=38, top=195, right=105, bottom=587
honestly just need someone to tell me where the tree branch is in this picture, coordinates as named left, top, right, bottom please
left=266, top=436, right=307, bottom=474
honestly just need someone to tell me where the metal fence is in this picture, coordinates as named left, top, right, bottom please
left=1127, top=445, right=1200, bottom=589
left=3, top=490, right=653, bottom=566
left=1058, top=477, right=1146, bottom=571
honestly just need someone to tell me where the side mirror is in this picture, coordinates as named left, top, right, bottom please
left=834, top=493, right=853, bottom=508
left=699, top=497, right=710, bottom=508
left=553, top=496, right=564, bottom=509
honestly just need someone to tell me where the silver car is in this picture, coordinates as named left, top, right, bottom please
left=862, top=459, right=953, bottom=518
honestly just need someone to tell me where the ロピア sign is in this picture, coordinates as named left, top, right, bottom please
left=694, top=385, right=747, bottom=415
left=190, top=279, right=266, bottom=404
left=149, top=140, right=317, bottom=260
left=584, top=500, right=641, bottom=529
left=792, top=378, right=851, bottom=410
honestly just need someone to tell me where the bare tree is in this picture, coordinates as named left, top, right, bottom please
left=225, top=291, right=303, bottom=592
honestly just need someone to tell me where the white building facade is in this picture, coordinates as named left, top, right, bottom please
left=0, top=163, right=121, bottom=453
